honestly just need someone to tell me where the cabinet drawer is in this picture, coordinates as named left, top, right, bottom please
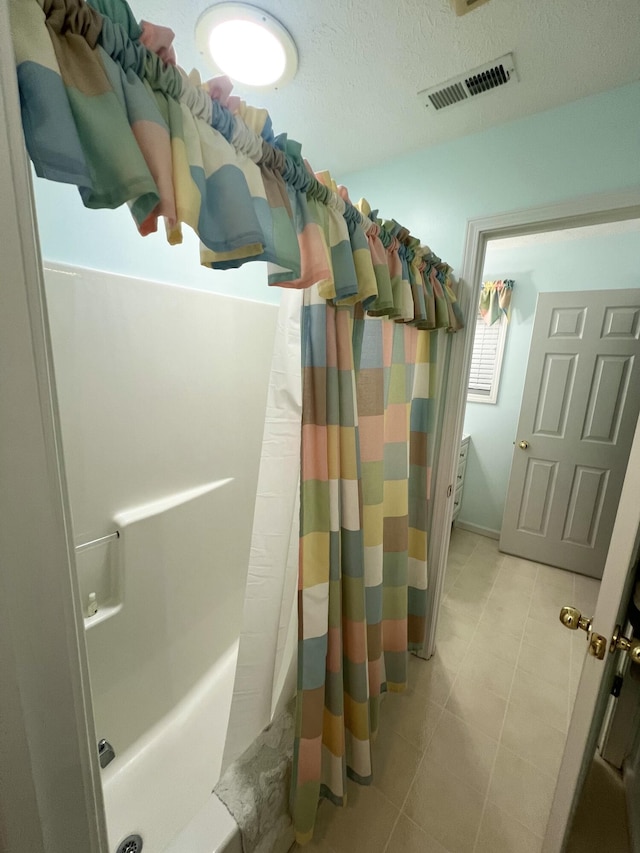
left=458, top=442, right=469, bottom=464
left=455, top=458, right=467, bottom=488
left=452, top=483, right=464, bottom=518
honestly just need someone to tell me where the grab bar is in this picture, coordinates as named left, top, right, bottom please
left=75, top=531, right=120, bottom=553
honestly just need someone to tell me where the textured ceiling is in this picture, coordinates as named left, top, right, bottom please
left=133, top=0, right=640, bottom=176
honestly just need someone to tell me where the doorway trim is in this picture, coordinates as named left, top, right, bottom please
left=424, top=187, right=640, bottom=659
left=0, top=8, right=108, bottom=853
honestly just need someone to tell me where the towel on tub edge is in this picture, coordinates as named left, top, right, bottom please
left=214, top=703, right=295, bottom=853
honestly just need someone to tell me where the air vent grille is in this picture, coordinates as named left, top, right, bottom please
left=466, top=64, right=510, bottom=95
left=428, top=82, right=468, bottom=110
left=419, top=53, right=518, bottom=112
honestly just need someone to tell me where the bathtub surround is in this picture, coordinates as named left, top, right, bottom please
left=44, top=263, right=278, bottom=852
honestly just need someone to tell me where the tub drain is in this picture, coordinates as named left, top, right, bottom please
left=116, top=834, right=143, bottom=853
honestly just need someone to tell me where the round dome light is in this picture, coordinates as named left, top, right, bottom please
left=196, top=4, right=298, bottom=90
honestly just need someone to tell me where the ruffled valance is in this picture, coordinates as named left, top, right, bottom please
left=479, top=279, right=514, bottom=325
left=10, top=0, right=464, bottom=331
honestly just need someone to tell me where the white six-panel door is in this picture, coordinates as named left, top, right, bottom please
left=501, top=290, right=640, bottom=578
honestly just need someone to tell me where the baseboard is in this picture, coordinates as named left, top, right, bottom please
left=454, top=520, right=500, bottom=541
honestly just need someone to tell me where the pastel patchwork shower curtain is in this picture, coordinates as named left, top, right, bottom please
left=292, top=286, right=434, bottom=843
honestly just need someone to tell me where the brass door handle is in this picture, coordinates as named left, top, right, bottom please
left=610, top=626, right=640, bottom=664
left=560, top=605, right=592, bottom=633
left=560, top=606, right=606, bottom=659
left=518, top=440, right=529, bottom=450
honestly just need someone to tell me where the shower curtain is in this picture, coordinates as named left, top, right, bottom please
left=292, top=288, right=435, bottom=843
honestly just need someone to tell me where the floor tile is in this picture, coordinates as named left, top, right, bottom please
left=293, top=837, right=336, bottom=853
left=488, top=583, right=533, bottom=612
left=384, top=814, right=450, bottom=853
left=569, top=658, right=583, bottom=695
left=510, top=667, right=570, bottom=732
left=475, top=802, right=543, bottom=853
left=425, top=709, right=498, bottom=795
left=372, top=727, right=422, bottom=808
left=465, top=551, right=504, bottom=574
left=487, top=745, right=557, bottom=837
left=437, top=603, right=479, bottom=644
left=404, top=755, right=485, bottom=853
left=480, top=599, right=529, bottom=639
left=500, top=702, right=567, bottom=778
left=447, top=553, right=468, bottom=572
left=408, top=653, right=456, bottom=707
left=470, top=621, right=520, bottom=665
left=445, top=677, right=507, bottom=740
left=435, top=633, right=471, bottom=671
left=528, top=596, right=568, bottom=627
left=320, top=782, right=398, bottom=853
left=500, top=555, right=539, bottom=580
left=573, top=575, right=600, bottom=614
left=473, top=534, right=500, bottom=550
left=458, top=648, right=516, bottom=700
left=303, top=801, right=338, bottom=850
left=532, top=579, right=573, bottom=607
left=443, top=569, right=462, bottom=593
left=444, top=584, right=488, bottom=619
left=450, top=529, right=479, bottom=552
left=448, top=542, right=478, bottom=561
left=536, top=565, right=575, bottom=594
left=492, top=569, right=537, bottom=596
left=523, top=616, right=572, bottom=656
left=453, top=571, right=496, bottom=599
left=380, top=691, right=442, bottom=752
left=517, top=638, right=571, bottom=689
left=459, top=559, right=502, bottom=584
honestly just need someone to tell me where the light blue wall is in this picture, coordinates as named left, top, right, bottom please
left=340, top=83, right=640, bottom=272
left=459, top=228, right=640, bottom=534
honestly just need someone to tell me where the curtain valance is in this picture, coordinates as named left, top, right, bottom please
left=11, top=0, right=464, bottom=330
left=479, top=279, right=514, bottom=325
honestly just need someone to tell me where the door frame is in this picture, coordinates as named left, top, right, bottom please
left=0, top=6, right=108, bottom=852
left=424, top=187, right=640, bottom=658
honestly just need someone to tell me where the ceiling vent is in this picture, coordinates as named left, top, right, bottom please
left=418, top=53, right=518, bottom=112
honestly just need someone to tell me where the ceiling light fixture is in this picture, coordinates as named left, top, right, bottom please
left=195, top=3, right=298, bottom=90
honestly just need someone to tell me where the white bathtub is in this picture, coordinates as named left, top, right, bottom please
left=102, top=641, right=241, bottom=853
left=90, top=480, right=251, bottom=853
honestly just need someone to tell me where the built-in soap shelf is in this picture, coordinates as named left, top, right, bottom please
left=74, top=531, right=123, bottom=629
left=76, top=480, right=234, bottom=630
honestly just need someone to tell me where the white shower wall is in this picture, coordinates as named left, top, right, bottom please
left=44, top=262, right=278, bottom=761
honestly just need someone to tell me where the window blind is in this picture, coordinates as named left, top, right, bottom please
left=468, top=314, right=502, bottom=395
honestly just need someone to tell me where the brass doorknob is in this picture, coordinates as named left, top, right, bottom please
left=518, top=440, right=529, bottom=450
left=560, top=605, right=592, bottom=633
left=610, top=626, right=640, bottom=664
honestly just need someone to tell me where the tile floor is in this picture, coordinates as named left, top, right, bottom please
left=299, top=528, right=601, bottom=853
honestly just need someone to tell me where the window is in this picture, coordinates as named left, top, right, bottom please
left=467, top=312, right=508, bottom=404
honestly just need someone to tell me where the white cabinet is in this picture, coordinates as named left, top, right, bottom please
left=452, top=434, right=470, bottom=523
